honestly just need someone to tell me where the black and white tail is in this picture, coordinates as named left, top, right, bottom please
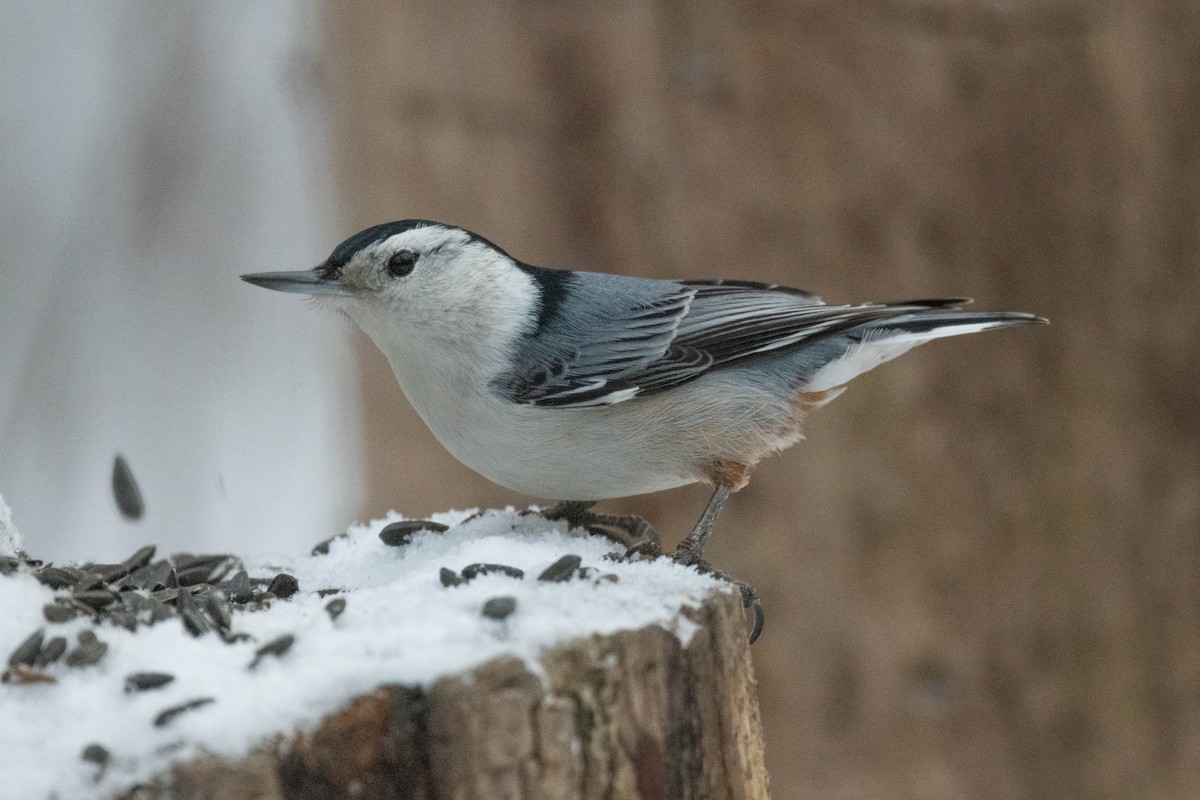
left=803, top=302, right=1048, bottom=393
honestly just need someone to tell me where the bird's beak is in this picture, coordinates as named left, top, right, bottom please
left=240, top=269, right=348, bottom=296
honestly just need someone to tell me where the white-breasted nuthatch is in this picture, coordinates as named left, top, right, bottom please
left=244, top=220, right=1046, bottom=641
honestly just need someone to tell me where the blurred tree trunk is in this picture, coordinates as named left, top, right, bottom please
left=322, top=1, right=1200, bottom=798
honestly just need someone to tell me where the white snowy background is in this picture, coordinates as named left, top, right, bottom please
left=0, top=1, right=361, bottom=562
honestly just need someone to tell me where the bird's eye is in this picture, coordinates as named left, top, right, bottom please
left=387, top=250, right=418, bottom=277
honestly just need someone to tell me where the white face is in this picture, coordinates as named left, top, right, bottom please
left=322, top=224, right=538, bottom=381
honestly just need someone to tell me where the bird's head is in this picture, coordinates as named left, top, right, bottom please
left=243, top=220, right=540, bottom=373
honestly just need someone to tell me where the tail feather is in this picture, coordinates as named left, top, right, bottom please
left=802, top=306, right=1047, bottom=392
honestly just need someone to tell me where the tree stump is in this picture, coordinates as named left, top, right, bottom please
left=135, top=590, right=768, bottom=800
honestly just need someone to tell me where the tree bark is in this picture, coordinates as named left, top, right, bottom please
left=129, top=592, right=768, bottom=800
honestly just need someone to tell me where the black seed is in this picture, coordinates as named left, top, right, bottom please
left=36, top=566, right=79, bottom=589
left=439, top=567, right=463, bottom=587
left=537, top=555, right=582, bottom=582
left=176, top=585, right=209, bottom=637
left=311, top=534, right=347, bottom=556
left=266, top=573, right=299, bottom=599
left=482, top=596, right=517, bottom=621
left=122, top=545, right=156, bottom=571
left=92, top=563, right=132, bottom=583
left=73, top=590, right=119, bottom=610
left=379, top=520, right=450, bottom=547
left=154, top=697, right=214, bottom=727
left=461, top=563, right=524, bottom=581
left=66, top=633, right=108, bottom=668
left=8, top=628, right=44, bottom=666
left=325, top=597, right=346, bottom=621
left=146, top=599, right=175, bottom=624
left=204, top=594, right=232, bottom=631
left=112, top=454, right=145, bottom=520
left=130, top=560, right=172, bottom=590
left=250, top=634, right=294, bottom=668
left=34, top=636, right=67, bottom=667
left=125, top=672, right=175, bottom=693
left=228, top=570, right=253, bottom=604
left=81, top=743, right=110, bottom=766
left=74, top=572, right=106, bottom=592
left=43, top=603, right=78, bottom=623
left=150, top=588, right=179, bottom=605
left=110, top=611, right=138, bottom=631
left=165, top=569, right=179, bottom=589
left=0, top=556, right=19, bottom=576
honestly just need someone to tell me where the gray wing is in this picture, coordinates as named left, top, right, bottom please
left=500, top=277, right=958, bottom=408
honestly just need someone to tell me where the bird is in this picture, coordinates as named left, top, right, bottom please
left=243, top=219, right=1047, bottom=642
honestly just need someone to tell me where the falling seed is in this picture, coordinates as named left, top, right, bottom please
left=482, top=596, right=517, bottom=621
left=122, top=545, right=157, bottom=571
left=379, top=520, right=450, bottom=547
left=34, top=636, right=67, bottom=667
left=439, top=567, right=463, bottom=587
left=537, top=555, right=582, bottom=583
left=228, top=570, right=253, bottom=604
left=154, top=697, right=214, bottom=727
left=112, top=454, right=145, bottom=520
left=8, top=628, right=44, bottom=667
left=461, top=563, right=525, bottom=581
left=125, top=672, right=175, bottom=693
left=250, top=634, right=295, bottom=668
left=266, top=573, right=299, bottom=599
left=325, top=597, right=346, bottom=621
left=81, top=743, right=111, bottom=767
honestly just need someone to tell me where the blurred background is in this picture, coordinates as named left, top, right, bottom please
left=2, top=1, right=1198, bottom=798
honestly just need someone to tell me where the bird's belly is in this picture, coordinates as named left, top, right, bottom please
left=403, top=372, right=800, bottom=501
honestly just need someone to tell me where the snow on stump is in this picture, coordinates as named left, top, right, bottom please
left=0, top=509, right=770, bottom=800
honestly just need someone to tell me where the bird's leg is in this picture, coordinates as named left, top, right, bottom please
left=533, top=501, right=662, bottom=557
left=672, top=484, right=732, bottom=566
left=671, top=484, right=765, bottom=644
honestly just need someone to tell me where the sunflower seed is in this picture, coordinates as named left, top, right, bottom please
left=154, top=697, right=214, bottom=727
left=125, top=672, right=175, bottom=693
left=266, top=573, right=298, bottom=599
left=91, top=563, right=131, bottom=583
left=249, top=634, right=294, bottom=668
left=35, top=567, right=79, bottom=589
left=81, top=743, right=110, bottom=766
left=311, top=534, right=347, bottom=556
left=65, top=632, right=108, bottom=668
left=228, top=570, right=253, bottom=604
left=110, top=611, right=138, bottom=631
left=8, top=628, right=44, bottom=666
left=112, top=455, right=145, bottom=520
left=482, top=596, right=517, bottom=621
left=462, top=563, right=524, bottom=581
left=176, top=585, right=209, bottom=637
left=122, top=545, right=157, bottom=571
left=325, top=597, right=346, bottom=621
left=439, top=567, right=463, bottom=587
left=379, top=520, right=450, bottom=547
left=204, top=594, right=232, bottom=631
left=165, top=569, right=179, bottom=589
left=34, top=636, right=67, bottom=667
left=73, top=590, right=119, bottom=610
left=130, top=560, right=172, bottom=590
left=43, top=603, right=78, bottom=623
left=147, top=599, right=176, bottom=624
left=537, top=555, right=582, bottom=582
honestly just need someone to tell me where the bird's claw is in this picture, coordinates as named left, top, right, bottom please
left=670, top=551, right=764, bottom=645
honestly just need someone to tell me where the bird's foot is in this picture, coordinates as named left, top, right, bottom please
left=670, top=546, right=764, bottom=645
left=529, top=501, right=663, bottom=559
